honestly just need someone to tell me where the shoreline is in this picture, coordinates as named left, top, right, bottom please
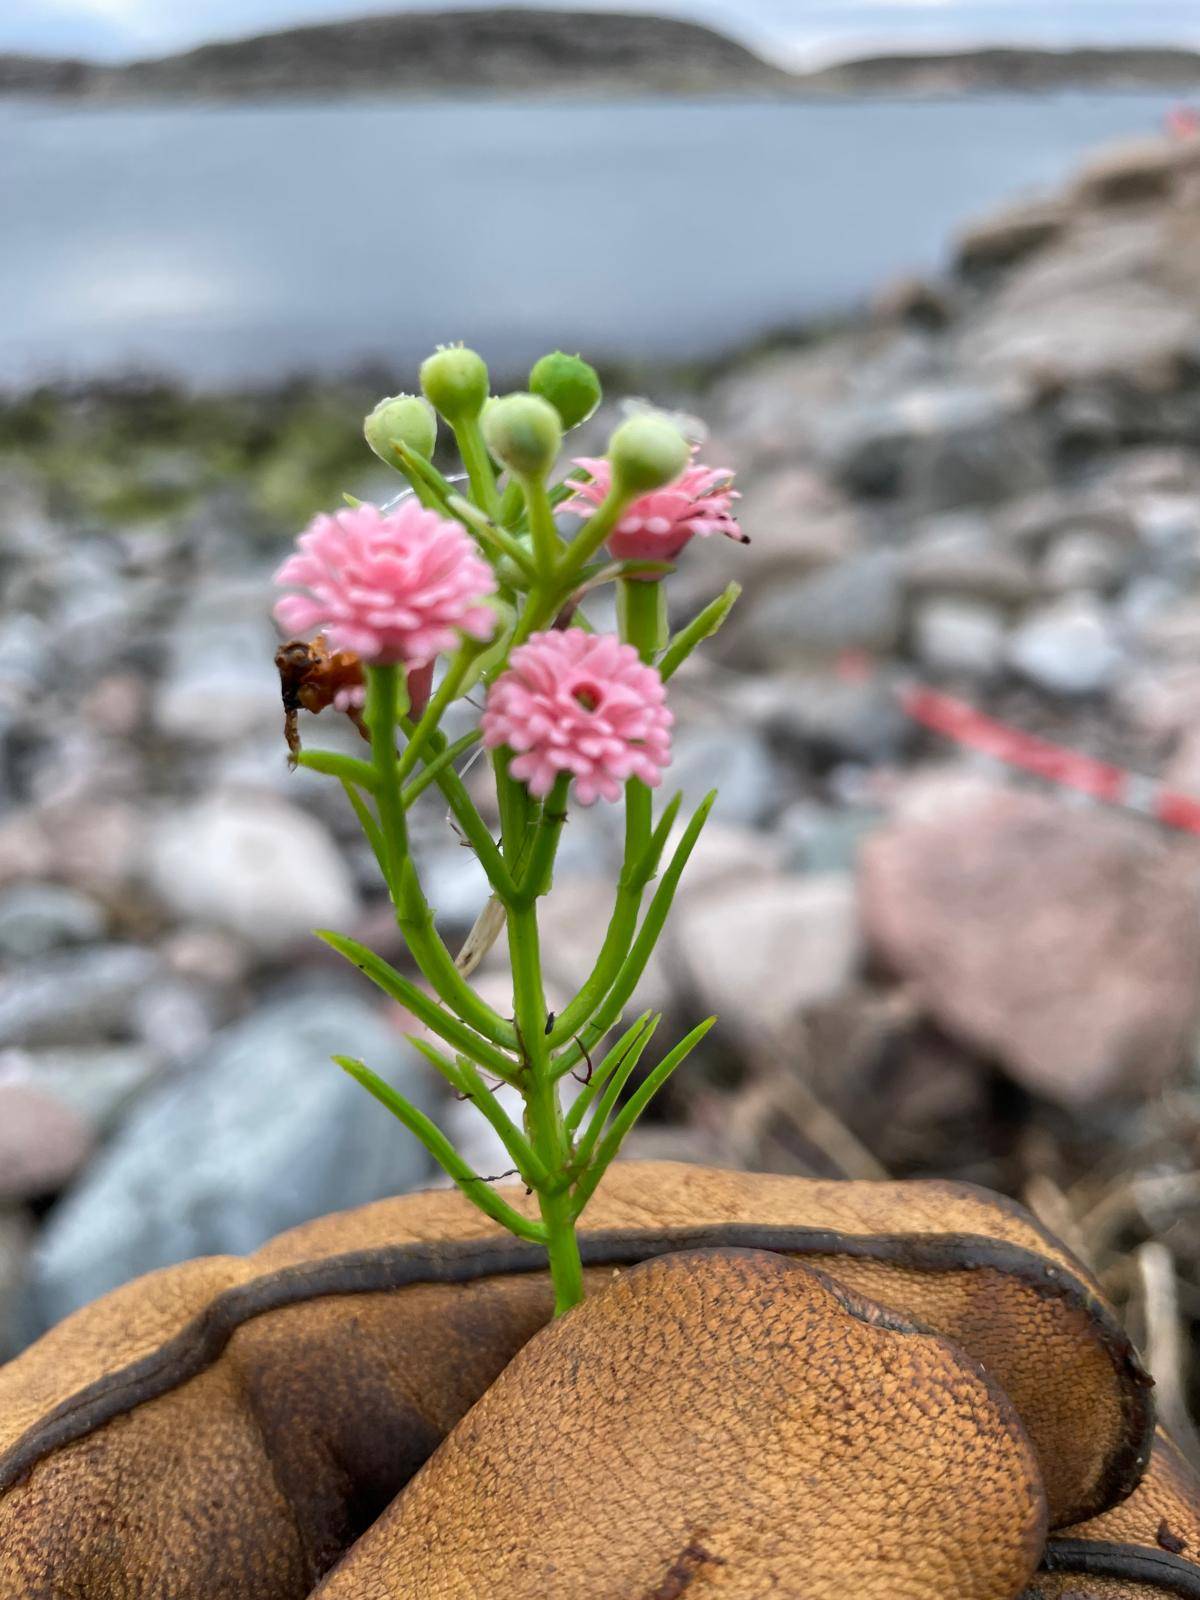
left=3, top=82, right=1200, bottom=113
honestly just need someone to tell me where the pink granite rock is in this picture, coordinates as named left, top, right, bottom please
left=860, top=781, right=1200, bottom=1104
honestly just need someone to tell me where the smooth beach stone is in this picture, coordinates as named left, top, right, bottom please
left=314, top=1249, right=1048, bottom=1599
left=0, top=1161, right=1154, bottom=1596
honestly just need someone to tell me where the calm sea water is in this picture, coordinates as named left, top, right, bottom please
left=0, top=91, right=1188, bottom=386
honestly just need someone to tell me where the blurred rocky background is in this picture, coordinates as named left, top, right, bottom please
left=5, top=113, right=1200, bottom=1439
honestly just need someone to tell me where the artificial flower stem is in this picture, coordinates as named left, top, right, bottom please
left=366, top=664, right=409, bottom=902
left=508, top=485, right=636, bottom=651
left=617, top=577, right=660, bottom=861
left=539, top=1186, right=584, bottom=1316
left=396, top=890, right=520, bottom=1051
left=557, top=484, right=632, bottom=588
left=453, top=416, right=501, bottom=518
left=493, top=749, right=534, bottom=868
left=498, top=477, right=524, bottom=523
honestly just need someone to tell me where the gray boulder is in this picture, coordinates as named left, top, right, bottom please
left=0, top=944, right=159, bottom=1049
left=0, top=883, right=107, bottom=959
left=1008, top=595, right=1123, bottom=695
left=739, top=550, right=905, bottom=664
left=145, top=791, right=359, bottom=956
left=23, top=988, right=437, bottom=1335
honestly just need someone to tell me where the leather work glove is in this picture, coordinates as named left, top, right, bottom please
left=1, top=1161, right=1193, bottom=1598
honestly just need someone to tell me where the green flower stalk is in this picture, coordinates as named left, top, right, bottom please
left=420, top=344, right=499, bottom=516
left=273, top=344, right=745, bottom=1317
left=484, top=392, right=564, bottom=581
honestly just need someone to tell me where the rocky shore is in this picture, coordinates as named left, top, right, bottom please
left=4, top=19, right=1198, bottom=104
left=4, top=131, right=1200, bottom=1366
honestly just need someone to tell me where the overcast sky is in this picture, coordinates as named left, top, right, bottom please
left=6, top=0, right=1199, bottom=66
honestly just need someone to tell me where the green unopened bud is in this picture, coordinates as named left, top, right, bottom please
left=529, top=351, right=602, bottom=430
left=420, top=345, right=489, bottom=425
left=363, top=393, right=438, bottom=465
left=608, top=413, right=690, bottom=498
left=481, top=393, right=562, bottom=481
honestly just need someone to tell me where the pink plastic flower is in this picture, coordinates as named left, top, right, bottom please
left=482, top=630, right=673, bottom=805
left=559, top=453, right=746, bottom=568
left=273, top=501, right=496, bottom=667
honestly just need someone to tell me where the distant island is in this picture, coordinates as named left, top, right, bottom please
left=2, top=9, right=1200, bottom=103
left=801, top=46, right=1200, bottom=96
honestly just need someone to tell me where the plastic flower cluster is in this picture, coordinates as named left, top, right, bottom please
left=272, top=345, right=743, bottom=1316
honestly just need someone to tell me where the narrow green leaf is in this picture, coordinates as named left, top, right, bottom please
left=658, top=582, right=742, bottom=681
left=318, top=929, right=518, bottom=1083
left=296, top=749, right=379, bottom=792
left=339, top=779, right=388, bottom=885
left=454, top=1051, right=550, bottom=1188
left=570, top=1016, right=717, bottom=1219
left=446, top=492, right=538, bottom=577
left=336, top=1056, right=545, bottom=1241
left=559, top=1006, right=656, bottom=1100
left=630, top=790, right=683, bottom=887
left=401, top=728, right=482, bottom=809
left=404, top=1034, right=467, bottom=1093
left=405, top=1035, right=545, bottom=1184
left=551, top=789, right=716, bottom=1072
left=393, top=441, right=459, bottom=508
left=569, top=1013, right=661, bottom=1163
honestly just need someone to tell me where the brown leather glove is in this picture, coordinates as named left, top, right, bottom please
left=312, top=1246, right=1049, bottom=1598
left=1024, top=1431, right=1200, bottom=1597
left=0, top=1161, right=1169, bottom=1597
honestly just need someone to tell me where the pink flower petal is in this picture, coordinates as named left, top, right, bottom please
left=272, top=501, right=497, bottom=666
left=481, top=630, right=672, bottom=809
